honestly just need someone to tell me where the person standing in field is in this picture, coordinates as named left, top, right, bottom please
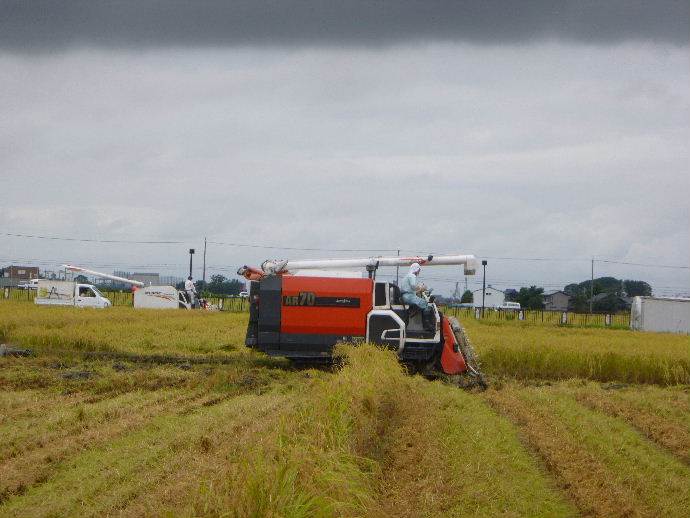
left=184, top=275, right=198, bottom=308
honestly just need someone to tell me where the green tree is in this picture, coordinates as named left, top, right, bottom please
left=74, top=275, right=88, bottom=283
left=517, top=286, right=544, bottom=310
left=504, top=289, right=518, bottom=302
left=205, top=274, right=243, bottom=296
left=563, top=276, right=651, bottom=313
left=623, top=280, right=652, bottom=297
left=460, top=290, right=473, bottom=303
left=564, top=283, right=580, bottom=296
left=592, top=293, right=627, bottom=313
left=569, top=292, right=589, bottom=313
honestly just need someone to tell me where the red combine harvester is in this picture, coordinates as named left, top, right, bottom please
left=237, top=254, right=487, bottom=388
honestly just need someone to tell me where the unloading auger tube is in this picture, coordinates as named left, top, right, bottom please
left=237, top=253, right=487, bottom=390
left=238, top=253, right=478, bottom=279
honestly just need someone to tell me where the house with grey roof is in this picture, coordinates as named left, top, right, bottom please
left=544, top=290, right=571, bottom=311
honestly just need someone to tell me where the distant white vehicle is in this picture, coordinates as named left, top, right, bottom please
left=63, top=264, right=195, bottom=310
left=18, top=279, right=40, bottom=290
left=134, top=285, right=192, bottom=310
left=35, top=280, right=111, bottom=308
left=498, top=301, right=521, bottom=310
left=238, top=291, right=249, bottom=298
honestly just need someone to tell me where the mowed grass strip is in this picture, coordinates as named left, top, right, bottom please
left=124, top=345, right=572, bottom=517
left=564, top=382, right=690, bottom=464
left=463, top=319, right=690, bottom=385
left=0, top=388, right=213, bottom=501
left=486, top=384, right=690, bottom=517
left=428, top=383, right=576, bottom=517
left=0, top=388, right=181, bottom=461
left=0, top=392, right=291, bottom=517
left=0, top=388, right=93, bottom=425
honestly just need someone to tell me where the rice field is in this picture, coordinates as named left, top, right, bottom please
left=1, top=301, right=689, bottom=517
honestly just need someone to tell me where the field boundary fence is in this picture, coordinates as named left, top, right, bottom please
left=443, top=306, right=631, bottom=327
left=1, top=288, right=631, bottom=325
left=1, top=287, right=249, bottom=312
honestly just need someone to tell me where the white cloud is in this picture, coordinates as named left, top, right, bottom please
left=0, top=42, right=688, bottom=294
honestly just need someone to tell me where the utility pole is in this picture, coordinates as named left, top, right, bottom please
left=481, top=260, right=488, bottom=317
left=395, top=249, right=400, bottom=285
left=189, top=248, right=195, bottom=278
left=590, top=258, right=594, bottom=314
left=202, top=237, right=207, bottom=285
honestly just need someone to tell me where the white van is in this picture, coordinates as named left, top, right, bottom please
left=35, top=280, right=111, bottom=308
left=18, top=279, right=40, bottom=290
left=498, top=301, right=521, bottom=311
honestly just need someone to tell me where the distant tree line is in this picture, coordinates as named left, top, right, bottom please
left=175, top=274, right=244, bottom=296
left=504, top=286, right=545, bottom=310
left=564, top=277, right=650, bottom=313
left=501, top=277, right=651, bottom=312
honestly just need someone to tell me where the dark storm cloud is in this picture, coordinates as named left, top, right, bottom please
left=1, top=0, right=688, bottom=51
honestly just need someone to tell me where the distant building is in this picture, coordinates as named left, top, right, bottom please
left=160, top=275, right=184, bottom=287
left=112, top=271, right=160, bottom=286
left=472, top=285, right=505, bottom=308
left=131, top=273, right=160, bottom=286
left=544, top=290, right=572, bottom=311
left=1, top=265, right=40, bottom=280
left=0, top=265, right=40, bottom=287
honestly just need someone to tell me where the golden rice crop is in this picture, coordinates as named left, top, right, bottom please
left=462, top=318, right=690, bottom=385
left=0, top=301, right=247, bottom=357
left=2, top=300, right=690, bottom=516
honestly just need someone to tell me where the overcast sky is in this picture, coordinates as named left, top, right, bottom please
left=1, top=1, right=688, bottom=295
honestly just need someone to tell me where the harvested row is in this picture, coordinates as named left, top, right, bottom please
left=429, top=383, right=576, bottom=517
left=0, top=353, right=287, bottom=396
left=563, top=382, right=690, bottom=464
left=1, top=393, right=291, bottom=517
left=1, top=389, right=184, bottom=462
left=0, top=388, right=95, bottom=425
left=0, top=388, right=219, bottom=501
left=2, top=345, right=576, bottom=517
left=485, top=384, right=690, bottom=517
left=0, top=353, right=297, bottom=507
left=120, top=345, right=574, bottom=517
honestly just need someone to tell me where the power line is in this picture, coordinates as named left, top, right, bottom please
left=1, top=232, right=396, bottom=253
left=406, top=249, right=690, bottom=270
left=597, top=259, right=689, bottom=269
left=0, top=232, right=185, bottom=245
left=207, top=240, right=398, bottom=253
left=4, top=231, right=689, bottom=269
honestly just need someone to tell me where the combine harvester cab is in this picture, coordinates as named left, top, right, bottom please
left=239, top=254, right=487, bottom=388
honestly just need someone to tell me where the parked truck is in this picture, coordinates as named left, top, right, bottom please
left=133, top=285, right=193, bottom=309
left=63, top=264, right=197, bottom=310
left=35, top=280, right=112, bottom=308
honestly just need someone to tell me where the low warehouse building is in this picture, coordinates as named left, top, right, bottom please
left=630, top=296, right=690, bottom=334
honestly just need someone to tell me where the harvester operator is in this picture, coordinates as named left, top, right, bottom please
left=400, top=263, right=434, bottom=331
